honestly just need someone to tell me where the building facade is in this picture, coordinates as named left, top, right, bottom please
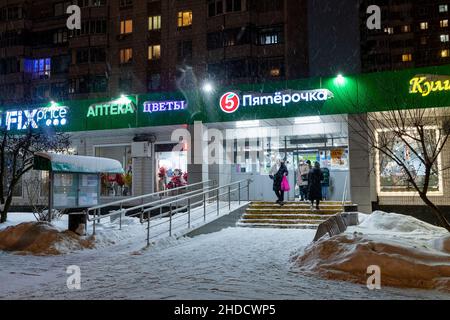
left=2, top=63, right=450, bottom=221
left=0, top=0, right=308, bottom=106
left=360, top=0, right=450, bottom=72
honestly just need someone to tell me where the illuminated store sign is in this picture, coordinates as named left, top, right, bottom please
left=143, top=100, right=187, bottom=113
left=87, top=96, right=135, bottom=118
left=409, top=75, right=450, bottom=97
left=3, top=106, right=68, bottom=131
left=219, top=89, right=333, bottom=114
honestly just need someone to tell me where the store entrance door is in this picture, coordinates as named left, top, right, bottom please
left=155, top=143, right=188, bottom=192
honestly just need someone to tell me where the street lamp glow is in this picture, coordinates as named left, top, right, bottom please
left=116, top=94, right=131, bottom=105
left=336, top=74, right=345, bottom=85
left=202, top=82, right=214, bottom=93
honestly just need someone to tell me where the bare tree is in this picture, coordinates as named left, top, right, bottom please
left=336, top=74, right=450, bottom=231
left=0, top=128, right=70, bottom=223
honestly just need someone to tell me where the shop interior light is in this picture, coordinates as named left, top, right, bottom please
left=294, top=116, right=322, bottom=124
left=236, top=120, right=260, bottom=128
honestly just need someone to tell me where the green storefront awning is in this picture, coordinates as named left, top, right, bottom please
left=33, top=152, right=124, bottom=174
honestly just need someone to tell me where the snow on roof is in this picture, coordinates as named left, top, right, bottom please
left=34, top=152, right=124, bottom=174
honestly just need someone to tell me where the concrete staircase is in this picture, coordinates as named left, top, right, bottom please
left=237, top=201, right=353, bottom=229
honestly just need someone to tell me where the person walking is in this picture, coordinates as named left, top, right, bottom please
left=272, top=159, right=288, bottom=205
left=297, top=160, right=310, bottom=201
left=308, top=161, right=324, bottom=210
left=321, top=166, right=330, bottom=200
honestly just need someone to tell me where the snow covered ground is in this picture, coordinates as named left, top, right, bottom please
left=1, top=212, right=450, bottom=299
left=0, top=201, right=247, bottom=253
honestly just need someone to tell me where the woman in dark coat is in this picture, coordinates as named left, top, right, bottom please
left=308, top=161, right=324, bottom=210
left=272, top=160, right=288, bottom=205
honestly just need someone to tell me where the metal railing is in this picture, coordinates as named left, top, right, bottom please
left=85, top=180, right=214, bottom=233
left=342, top=174, right=349, bottom=205
left=86, top=179, right=252, bottom=246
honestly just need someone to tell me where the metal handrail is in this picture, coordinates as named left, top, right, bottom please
left=342, top=174, right=348, bottom=205
left=87, top=179, right=214, bottom=213
left=87, top=185, right=214, bottom=223
left=86, top=178, right=252, bottom=246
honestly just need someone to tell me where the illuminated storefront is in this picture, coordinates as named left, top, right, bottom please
left=2, top=64, right=450, bottom=211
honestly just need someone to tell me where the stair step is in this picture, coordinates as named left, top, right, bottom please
left=239, top=219, right=325, bottom=225
left=246, top=209, right=341, bottom=215
left=251, top=201, right=352, bottom=205
left=236, top=222, right=318, bottom=229
left=242, top=214, right=332, bottom=220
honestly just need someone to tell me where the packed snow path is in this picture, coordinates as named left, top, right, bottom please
left=1, top=227, right=449, bottom=300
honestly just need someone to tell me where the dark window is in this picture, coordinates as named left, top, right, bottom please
left=177, top=40, right=193, bottom=62
left=71, top=19, right=107, bottom=37
left=148, top=74, right=161, bottom=91
left=92, top=76, right=108, bottom=92
left=209, top=0, right=242, bottom=16
left=69, top=76, right=89, bottom=94
left=207, top=32, right=223, bottom=50
left=78, top=0, right=106, bottom=7
left=52, top=55, right=71, bottom=73
left=54, top=1, right=72, bottom=16
left=0, top=6, right=24, bottom=21
left=91, top=48, right=106, bottom=62
left=120, top=0, right=133, bottom=7
left=119, top=77, right=132, bottom=92
left=51, top=82, right=69, bottom=99
left=251, top=0, right=282, bottom=12
left=53, top=29, right=69, bottom=44
left=0, top=57, right=19, bottom=75
left=258, top=57, right=284, bottom=78
left=76, top=49, right=89, bottom=63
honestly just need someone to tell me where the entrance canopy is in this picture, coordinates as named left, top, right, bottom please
left=33, top=152, right=124, bottom=174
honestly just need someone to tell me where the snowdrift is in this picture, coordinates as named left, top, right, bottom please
left=0, top=222, right=94, bottom=255
left=292, top=211, right=450, bottom=292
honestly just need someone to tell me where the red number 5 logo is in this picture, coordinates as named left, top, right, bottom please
left=220, top=92, right=240, bottom=113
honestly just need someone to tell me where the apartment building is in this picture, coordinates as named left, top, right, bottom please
left=0, top=0, right=308, bottom=105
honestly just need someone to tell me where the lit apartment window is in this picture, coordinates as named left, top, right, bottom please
left=441, top=34, right=450, bottom=42
left=24, top=58, right=51, bottom=79
left=441, top=19, right=449, bottom=27
left=149, top=15, right=161, bottom=30
left=148, top=45, right=161, bottom=60
left=119, top=48, right=133, bottom=64
left=441, top=49, right=450, bottom=57
left=439, top=4, right=448, bottom=13
left=384, top=27, right=394, bottom=34
left=401, top=25, right=411, bottom=33
left=177, top=11, right=192, bottom=28
left=420, top=22, right=429, bottom=30
left=120, top=19, right=133, bottom=34
left=402, top=54, right=412, bottom=62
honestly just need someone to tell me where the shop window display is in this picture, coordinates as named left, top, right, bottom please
left=377, top=129, right=441, bottom=193
left=155, top=144, right=188, bottom=192
left=95, top=145, right=132, bottom=197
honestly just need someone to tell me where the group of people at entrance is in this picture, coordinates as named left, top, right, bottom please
left=270, top=159, right=330, bottom=210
